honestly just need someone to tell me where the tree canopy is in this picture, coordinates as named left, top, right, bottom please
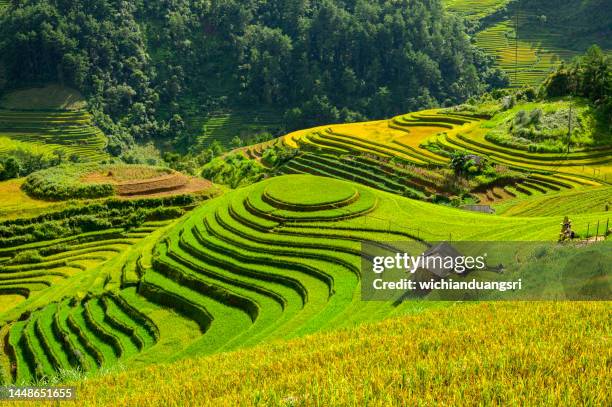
left=0, top=0, right=506, bottom=151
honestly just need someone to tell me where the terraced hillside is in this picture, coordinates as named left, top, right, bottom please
left=423, top=117, right=611, bottom=186
left=0, top=109, right=107, bottom=162
left=277, top=152, right=440, bottom=200
left=283, top=110, right=477, bottom=165
left=475, top=18, right=576, bottom=87
left=102, top=175, right=612, bottom=358
left=445, top=0, right=513, bottom=22
left=241, top=138, right=285, bottom=162
left=445, top=0, right=611, bottom=88
left=2, top=174, right=608, bottom=385
left=273, top=106, right=610, bottom=206
left=5, top=293, right=159, bottom=384
left=193, top=109, right=282, bottom=149
left=0, top=194, right=210, bottom=384
left=494, top=186, right=612, bottom=216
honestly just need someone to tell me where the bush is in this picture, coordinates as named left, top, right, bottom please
left=120, top=143, right=165, bottom=166
left=261, top=145, right=299, bottom=167
left=124, top=209, right=147, bottom=230
left=69, top=215, right=113, bottom=232
left=21, top=163, right=175, bottom=200
left=201, top=154, right=265, bottom=188
left=0, top=149, right=61, bottom=181
left=22, top=164, right=116, bottom=200
left=8, top=250, right=43, bottom=265
left=146, top=207, right=185, bottom=221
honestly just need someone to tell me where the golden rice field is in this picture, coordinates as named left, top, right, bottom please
left=258, top=100, right=612, bottom=210
left=0, top=179, right=66, bottom=220
left=283, top=109, right=481, bottom=165
left=444, top=0, right=512, bottom=21
left=28, top=301, right=611, bottom=406
left=280, top=105, right=611, bottom=186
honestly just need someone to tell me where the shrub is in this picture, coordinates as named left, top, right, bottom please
left=201, top=154, right=265, bottom=188
left=22, top=164, right=116, bottom=200
left=21, top=163, right=176, bottom=200
left=262, top=146, right=299, bottom=167
left=0, top=149, right=61, bottom=181
left=501, top=95, right=515, bottom=110
left=120, top=143, right=165, bottom=166
left=8, top=250, right=43, bottom=265
left=69, top=215, right=113, bottom=232
left=146, top=207, right=184, bottom=221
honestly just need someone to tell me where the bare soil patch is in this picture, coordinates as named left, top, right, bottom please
left=80, top=166, right=213, bottom=198
left=82, top=166, right=171, bottom=184
left=118, top=176, right=213, bottom=199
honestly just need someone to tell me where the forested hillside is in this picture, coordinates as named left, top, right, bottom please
left=0, top=0, right=505, bottom=152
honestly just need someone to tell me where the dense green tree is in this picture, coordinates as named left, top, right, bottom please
left=543, top=45, right=611, bottom=130
left=0, top=157, right=21, bottom=180
left=0, top=0, right=506, bottom=149
left=0, top=149, right=62, bottom=181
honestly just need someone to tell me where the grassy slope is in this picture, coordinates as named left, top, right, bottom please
left=0, top=179, right=66, bottom=220
left=0, top=85, right=86, bottom=111
left=36, top=301, right=611, bottom=406
left=495, top=185, right=612, bottom=216
left=445, top=0, right=513, bottom=22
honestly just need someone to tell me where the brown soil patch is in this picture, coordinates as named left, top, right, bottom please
left=117, top=173, right=188, bottom=196
left=117, top=176, right=214, bottom=199
left=475, top=187, right=515, bottom=204
left=81, top=167, right=214, bottom=198
left=82, top=167, right=170, bottom=184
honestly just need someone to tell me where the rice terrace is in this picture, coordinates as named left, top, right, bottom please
left=0, top=0, right=610, bottom=405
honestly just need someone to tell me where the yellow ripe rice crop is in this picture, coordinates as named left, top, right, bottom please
left=0, top=179, right=65, bottom=220
left=35, top=301, right=611, bottom=406
left=444, top=0, right=513, bottom=21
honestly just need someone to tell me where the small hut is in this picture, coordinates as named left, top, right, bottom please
left=461, top=204, right=495, bottom=214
